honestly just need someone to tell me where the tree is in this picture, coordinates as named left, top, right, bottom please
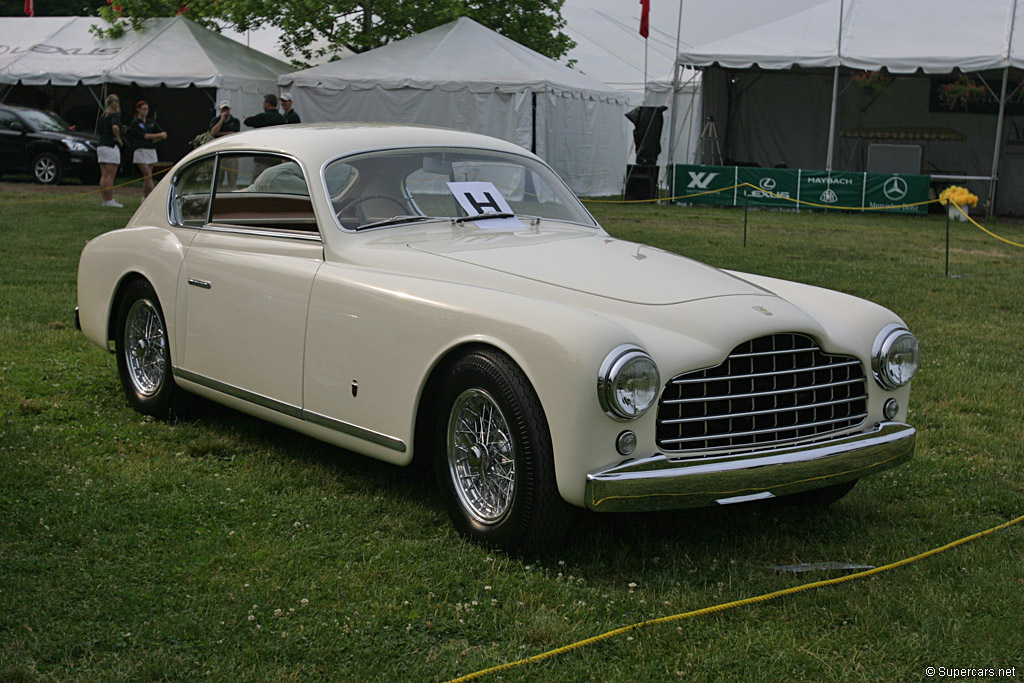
left=91, top=0, right=574, bottom=63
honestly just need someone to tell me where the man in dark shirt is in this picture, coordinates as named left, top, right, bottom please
left=280, top=92, right=301, bottom=124
left=209, top=100, right=240, bottom=138
left=243, top=94, right=287, bottom=128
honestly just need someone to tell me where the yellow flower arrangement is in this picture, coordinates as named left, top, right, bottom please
left=939, top=185, right=978, bottom=207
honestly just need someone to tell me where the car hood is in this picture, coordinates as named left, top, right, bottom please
left=405, top=224, right=767, bottom=305
left=32, top=128, right=98, bottom=145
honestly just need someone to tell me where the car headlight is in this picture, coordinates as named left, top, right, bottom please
left=598, top=345, right=660, bottom=420
left=872, top=325, right=920, bottom=390
left=62, top=138, right=89, bottom=153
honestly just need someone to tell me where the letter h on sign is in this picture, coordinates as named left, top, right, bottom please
left=465, top=191, right=502, bottom=214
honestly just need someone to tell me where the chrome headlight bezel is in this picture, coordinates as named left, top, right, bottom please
left=598, top=345, right=660, bottom=420
left=871, top=324, right=920, bottom=390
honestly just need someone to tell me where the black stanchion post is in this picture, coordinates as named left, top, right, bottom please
left=945, top=202, right=951, bottom=278
left=743, top=187, right=749, bottom=248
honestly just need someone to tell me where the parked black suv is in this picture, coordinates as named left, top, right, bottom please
left=0, top=104, right=100, bottom=185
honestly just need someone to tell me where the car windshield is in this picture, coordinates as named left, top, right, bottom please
left=324, top=147, right=598, bottom=231
left=19, top=109, right=71, bottom=133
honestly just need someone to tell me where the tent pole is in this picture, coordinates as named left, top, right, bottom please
left=825, top=0, right=844, bottom=172
left=667, top=0, right=685, bottom=193
left=988, top=0, right=1019, bottom=217
left=986, top=67, right=1010, bottom=218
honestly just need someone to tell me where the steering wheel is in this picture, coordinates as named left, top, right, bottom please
left=336, top=194, right=407, bottom=218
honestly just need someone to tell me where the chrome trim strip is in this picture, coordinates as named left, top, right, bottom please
left=302, top=410, right=407, bottom=453
left=671, top=359, right=860, bottom=385
left=172, top=368, right=406, bottom=453
left=730, top=346, right=821, bottom=359
left=187, top=278, right=212, bottom=289
left=174, top=368, right=302, bottom=419
left=585, top=422, right=915, bottom=512
left=203, top=224, right=323, bottom=242
left=659, top=413, right=869, bottom=445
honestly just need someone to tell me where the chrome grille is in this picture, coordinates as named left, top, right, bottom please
left=657, top=334, right=868, bottom=453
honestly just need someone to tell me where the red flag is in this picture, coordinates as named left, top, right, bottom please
left=24, top=0, right=34, bottom=16
left=639, top=0, right=650, bottom=38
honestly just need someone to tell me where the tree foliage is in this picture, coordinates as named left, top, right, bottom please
left=91, top=0, right=574, bottom=63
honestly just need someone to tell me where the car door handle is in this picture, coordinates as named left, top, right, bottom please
left=187, top=278, right=212, bottom=290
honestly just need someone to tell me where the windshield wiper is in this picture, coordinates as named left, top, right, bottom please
left=453, top=212, right=516, bottom=223
left=357, top=215, right=434, bottom=230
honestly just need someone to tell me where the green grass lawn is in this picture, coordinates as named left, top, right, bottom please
left=2, top=182, right=1022, bottom=681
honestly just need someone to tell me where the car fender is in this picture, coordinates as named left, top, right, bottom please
left=77, top=225, right=193, bottom=354
left=304, top=262, right=642, bottom=503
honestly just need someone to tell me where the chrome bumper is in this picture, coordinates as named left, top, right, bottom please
left=585, top=422, right=915, bottom=512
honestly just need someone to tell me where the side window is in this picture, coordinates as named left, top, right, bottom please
left=0, top=110, right=20, bottom=131
left=209, top=154, right=318, bottom=233
left=171, top=156, right=215, bottom=227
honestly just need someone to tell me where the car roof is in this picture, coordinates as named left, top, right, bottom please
left=181, top=122, right=537, bottom=171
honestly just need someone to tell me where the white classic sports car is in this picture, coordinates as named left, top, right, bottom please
left=77, top=123, right=920, bottom=553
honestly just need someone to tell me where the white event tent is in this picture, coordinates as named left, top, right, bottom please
left=676, top=0, right=1024, bottom=214
left=278, top=17, right=632, bottom=196
left=0, top=16, right=291, bottom=162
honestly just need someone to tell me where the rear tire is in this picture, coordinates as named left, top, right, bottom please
left=32, top=152, right=63, bottom=185
left=114, top=279, right=179, bottom=417
left=432, top=349, right=572, bottom=554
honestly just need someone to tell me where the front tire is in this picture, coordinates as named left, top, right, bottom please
left=433, top=349, right=572, bottom=554
left=114, top=279, right=178, bottom=417
left=32, top=152, right=63, bottom=185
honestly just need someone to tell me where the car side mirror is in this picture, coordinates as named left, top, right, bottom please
left=10, top=121, right=25, bottom=132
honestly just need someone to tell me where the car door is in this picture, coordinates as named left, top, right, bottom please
left=175, top=153, right=323, bottom=413
left=0, top=109, right=29, bottom=173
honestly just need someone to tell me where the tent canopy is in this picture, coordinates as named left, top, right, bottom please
left=677, top=0, right=1024, bottom=73
left=0, top=16, right=289, bottom=91
left=282, top=16, right=627, bottom=102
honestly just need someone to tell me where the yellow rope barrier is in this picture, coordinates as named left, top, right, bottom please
left=949, top=201, right=1024, bottom=248
left=583, top=182, right=1024, bottom=250
left=2, top=166, right=172, bottom=206
left=445, top=512, right=1024, bottom=683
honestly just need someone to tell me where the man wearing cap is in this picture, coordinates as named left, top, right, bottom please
left=280, top=93, right=301, bottom=124
left=243, top=94, right=287, bottom=128
left=209, top=101, right=240, bottom=138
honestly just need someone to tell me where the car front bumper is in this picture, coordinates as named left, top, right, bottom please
left=585, top=422, right=915, bottom=512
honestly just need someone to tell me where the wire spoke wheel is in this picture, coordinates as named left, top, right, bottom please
left=447, top=388, right=517, bottom=525
left=124, top=298, right=168, bottom=397
left=115, top=279, right=178, bottom=417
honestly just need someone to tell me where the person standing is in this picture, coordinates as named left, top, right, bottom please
left=243, top=94, right=286, bottom=128
left=128, top=101, right=167, bottom=199
left=280, top=92, right=301, bottom=124
left=97, top=93, right=123, bottom=208
left=209, top=100, right=240, bottom=138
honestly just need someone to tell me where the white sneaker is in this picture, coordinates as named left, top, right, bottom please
left=103, top=199, right=123, bottom=208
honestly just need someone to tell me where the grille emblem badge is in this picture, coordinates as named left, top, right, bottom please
left=753, top=306, right=773, bottom=316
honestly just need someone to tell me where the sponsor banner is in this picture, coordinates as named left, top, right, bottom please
left=674, top=165, right=928, bottom=214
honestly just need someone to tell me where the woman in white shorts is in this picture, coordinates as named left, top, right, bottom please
left=128, top=100, right=167, bottom=199
left=96, top=94, right=123, bottom=207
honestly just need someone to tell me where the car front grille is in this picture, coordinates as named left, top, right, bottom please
left=656, top=333, right=868, bottom=454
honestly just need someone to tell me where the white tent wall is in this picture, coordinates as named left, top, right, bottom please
left=287, top=86, right=533, bottom=151
left=534, top=90, right=629, bottom=197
